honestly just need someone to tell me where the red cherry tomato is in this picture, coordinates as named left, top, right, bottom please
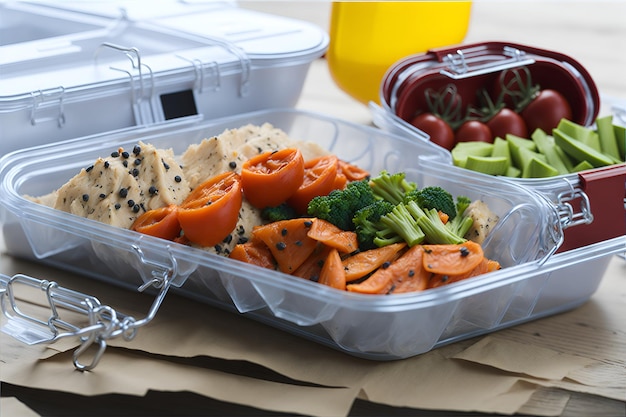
left=178, top=171, right=243, bottom=247
left=455, top=120, right=494, bottom=143
left=131, top=204, right=181, bottom=241
left=409, top=113, right=455, bottom=150
left=241, top=148, right=305, bottom=209
left=521, top=89, right=573, bottom=134
left=486, top=108, right=528, bottom=139
left=287, top=155, right=340, bottom=214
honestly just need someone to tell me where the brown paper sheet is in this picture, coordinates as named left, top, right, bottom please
left=2, top=248, right=625, bottom=416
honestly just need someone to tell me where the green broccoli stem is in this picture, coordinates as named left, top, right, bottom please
left=379, top=203, right=425, bottom=246
left=373, top=227, right=405, bottom=247
left=406, top=202, right=466, bottom=245
left=446, top=215, right=474, bottom=239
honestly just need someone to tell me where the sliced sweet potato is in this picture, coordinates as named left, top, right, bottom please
left=342, top=242, right=407, bottom=282
left=422, top=241, right=484, bottom=276
left=346, top=245, right=430, bottom=295
left=251, top=218, right=318, bottom=274
left=307, top=218, right=358, bottom=254
left=229, top=237, right=276, bottom=270
left=292, top=243, right=332, bottom=282
left=318, top=248, right=347, bottom=290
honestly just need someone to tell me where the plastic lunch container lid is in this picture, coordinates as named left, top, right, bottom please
left=15, top=0, right=329, bottom=61
left=0, top=1, right=329, bottom=105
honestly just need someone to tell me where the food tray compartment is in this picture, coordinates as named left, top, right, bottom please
left=2, top=108, right=621, bottom=360
left=0, top=4, right=328, bottom=155
left=373, top=41, right=624, bottom=252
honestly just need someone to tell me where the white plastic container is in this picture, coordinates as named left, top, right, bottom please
left=2, top=108, right=622, bottom=363
left=0, top=2, right=328, bottom=155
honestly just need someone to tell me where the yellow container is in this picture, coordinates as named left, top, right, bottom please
left=327, top=1, right=472, bottom=105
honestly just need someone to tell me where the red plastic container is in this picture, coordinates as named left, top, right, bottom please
left=375, top=41, right=624, bottom=253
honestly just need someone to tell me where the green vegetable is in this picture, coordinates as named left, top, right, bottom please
left=452, top=115, right=625, bottom=178
left=307, top=179, right=376, bottom=231
left=404, top=186, right=457, bottom=220
left=379, top=203, right=425, bottom=247
left=615, top=123, right=625, bottom=161
left=595, top=115, right=622, bottom=162
left=352, top=200, right=396, bottom=250
left=445, top=196, right=474, bottom=238
left=530, top=128, right=570, bottom=175
left=552, top=128, right=615, bottom=167
left=261, top=203, right=299, bottom=222
left=368, top=170, right=417, bottom=205
left=451, top=141, right=494, bottom=168
left=405, top=201, right=466, bottom=245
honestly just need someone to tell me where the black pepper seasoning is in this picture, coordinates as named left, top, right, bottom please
left=174, top=175, right=182, bottom=183
left=82, top=194, right=89, bottom=202
left=119, top=188, right=128, bottom=198
left=133, top=145, right=141, bottom=155
left=459, top=246, right=470, bottom=257
left=276, top=242, right=287, bottom=251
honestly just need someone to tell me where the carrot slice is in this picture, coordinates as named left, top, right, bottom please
left=307, top=218, right=358, bottom=254
left=251, top=218, right=318, bottom=274
left=427, top=256, right=501, bottom=288
left=342, top=242, right=406, bottom=282
left=422, top=241, right=484, bottom=276
left=229, top=238, right=276, bottom=270
left=438, top=211, right=449, bottom=224
left=346, top=245, right=429, bottom=294
left=318, top=248, right=347, bottom=290
left=292, top=243, right=332, bottom=281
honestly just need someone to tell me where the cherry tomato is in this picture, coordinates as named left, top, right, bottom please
left=131, top=204, right=181, bottom=241
left=287, top=155, right=340, bottom=214
left=486, top=108, right=528, bottom=139
left=521, top=89, right=572, bottom=134
left=455, top=120, right=494, bottom=143
left=409, top=113, right=455, bottom=150
left=178, top=171, right=243, bottom=247
left=241, top=148, right=305, bottom=209
left=338, top=159, right=370, bottom=181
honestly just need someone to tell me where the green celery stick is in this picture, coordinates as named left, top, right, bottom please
left=612, top=123, right=625, bottom=161
left=531, top=128, right=570, bottom=175
left=553, top=128, right=614, bottom=167
left=595, top=115, right=621, bottom=162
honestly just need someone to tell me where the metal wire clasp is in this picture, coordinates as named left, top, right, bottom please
left=0, top=251, right=175, bottom=371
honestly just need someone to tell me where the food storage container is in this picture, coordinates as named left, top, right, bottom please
left=0, top=1, right=329, bottom=155
left=372, top=41, right=625, bottom=252
left=2, top=108, right=622, bottom=370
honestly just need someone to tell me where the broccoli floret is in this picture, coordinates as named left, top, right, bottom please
left=261, top=203, right=299, bottom=222
left=405, top=201, right=466, bottom=245
left=307, top=179, right=376, bottom=231
left=379, top=203, right=425, bottom=247
left=445, top=196, right=474, bottom=238
left=352, top=200, right=396, bottom=250
left=404, top=186, right=456, bottom=220
left=455, top=195, right=472, bottom=217
left=369, top=170, right=417, bottom=205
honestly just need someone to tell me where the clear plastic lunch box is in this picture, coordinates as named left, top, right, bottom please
left=371, top=41, right=626, bottom=253
left=1, top=109, right=623, bottom=370
left=0, top=1, right=328, bottom=155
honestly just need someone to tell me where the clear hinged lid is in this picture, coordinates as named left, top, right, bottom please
left=0, top=1, right=329, bottom=155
